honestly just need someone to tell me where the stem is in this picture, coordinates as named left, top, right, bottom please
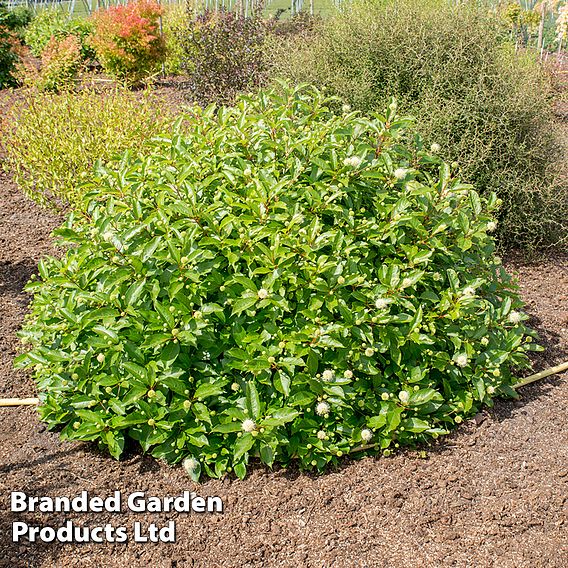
left=512, top=360, right=568, bottom=389
left=0, top=398, right=39, bottom=407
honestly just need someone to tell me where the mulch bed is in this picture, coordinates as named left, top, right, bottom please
left=0, top=92, right=567, bottom=568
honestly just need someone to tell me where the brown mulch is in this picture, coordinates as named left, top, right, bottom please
left=0, top=93, right=567, bottom=567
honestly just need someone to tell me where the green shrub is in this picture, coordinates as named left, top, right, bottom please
left=272, top=0, right=567, bottom=250
left=0, top=2, right=33, bottom=36
left=162, top=3, right=189, bottom=75
left=2, top=88, right=172, bottom=208
left=16, top=85, right=537, bottom=480
left=0, top=24, right=20, bottom=89
left=24, top=8, right=94, bottom=60
left=89, top=0, right=166, bottom=85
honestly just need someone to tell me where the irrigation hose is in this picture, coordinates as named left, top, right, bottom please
left=0, top=361, right=567, bottom=409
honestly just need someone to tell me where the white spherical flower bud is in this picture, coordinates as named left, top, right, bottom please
left=398, top=391, right=410, bottom=404
left=487, top=221, right=497, bottom=232
left=381, top=392, right=389, bottom=401
left=455, top=415, right=463, bottom=424
left=430, top=143, right=441, bottom=154
left=96, top=353, right=105, bottom=363
left=394, top=168, right=407, bottom=180
left=364, top=347, right=375, bottom=357
left=487, top=386, right=495, bottom=394
left=375, top=297, right=388, bottom=309
left=462, top=287, right=475, bottom=297
left=342, top=104, right=351, bottom=113
left=322, top=369, right=334, bottom=382
left=243, top=168, right=252, bottom=176
left=182, top=457, right=199, bottom=474
left=481, top=337, right=489, bottom=346
left=257, top=288, right=269, bottom=300
left=317, top=430, right=326, bottom=440
left=508, top=311, right=522, bottom=324
left=316, top=401, right=330, bottom=416
left=455, top=354, right=468, bottom=368
left=241, top=418, right=257, bottom=432
left=344, top=370, right=353, bottom=379
left=361, top=429, right=373, bottom=442
left=231, top=382, right=240, bottom=391
left=337, top=276, right=345, bottom=285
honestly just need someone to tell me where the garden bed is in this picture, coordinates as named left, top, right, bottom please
left=0, top=145, right=567, bottom=567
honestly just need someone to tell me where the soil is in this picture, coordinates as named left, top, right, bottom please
left=0, top=87, right=567, bottom=567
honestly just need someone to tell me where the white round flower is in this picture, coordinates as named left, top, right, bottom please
left=343, top=156, right=362, bottom=168
left=243, top=168, right=252, bottom=176
left=508, top=311, right=522, bottom=324
left=317, top=430, right=326, bottom=440
left=455, top=354, right=468, bottom=368
left=381, top=392, right=389, bottom=401
left=375, top=298, right=388, bottom=309
left=398, top=391, right=410, bottom=404
left=364, top=347, right=375, bottom=357
left=182, top=457, right=199, bottom=473
left=463, top=287, right=475, bottom=297
left=394, top=168, right=407, bottom=180
left=361, top=429, right=373, bottom=442
left=102, top=231, right=114, bottom=242
left=241, top=419, right=257, bottom=432
left=433, top=272, right=443, bottom=281
left=342, top=104, right=351, bottom=113
left=231, top=382, right=240, bottom=391
left=480, top=337, right=489, bottom=346
left=430, top=143, right=441, bottom=154
left=322, top=369, right=335, bottom=382
left=257, top=288, right=269, bottom=300
left=96, top=353, right=105, bottom=363
left=343, top=370, right=353, bottom=379
left=316, top=401, right=330, bottom=416
left=487, top=386, right=495, bottom=394
left=487, top=221, right=497, bottom=232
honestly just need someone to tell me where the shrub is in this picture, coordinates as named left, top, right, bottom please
left=2, top=88, right=172, bottom=208
left=16, top=85, right=537, bottom=480
left=24, top=8, right=93, bottom=60
left=89, top=0, right=166, bottom=85
left=162, top=3, right=189, bottom=75
left=272, top=0, right=567, bottom=250
left=36, top=34, right=83, bottom=92
left=0, top=24, right=20, bottom=89
left=0, top=2, right=33, bottom=36
left=176, top=9, right=267, bottom=104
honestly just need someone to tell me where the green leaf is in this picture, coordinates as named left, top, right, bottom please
left=234, top=433, right=255, bottom=461
left=246, top=382, right=261, bottom=419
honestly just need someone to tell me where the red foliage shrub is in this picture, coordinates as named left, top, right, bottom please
left=38, top=34, right=83, bottom=92
left=90, top=0, right=165, bottom=84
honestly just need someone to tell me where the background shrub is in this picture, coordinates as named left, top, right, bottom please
left=89, top=0, right=166, bottom=85
left=0, top=2, right=33, bottom=37
left=174, top=9, right=267, bottom=104
left=1, top=88, right=172, bottom=208
left=0, top=24, right=20, bottom=89
left=16, top=85, right=537, bottom=480
left=272, top=0, right=567, bottom=250
left=24, top=8, right=93, bottom=60
left=36, top=34, right=83, bottom=92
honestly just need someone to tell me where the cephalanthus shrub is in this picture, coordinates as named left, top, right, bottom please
left=17, top=85, right=539, bottom=481
left=90, top=0, right=166, bottom=84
